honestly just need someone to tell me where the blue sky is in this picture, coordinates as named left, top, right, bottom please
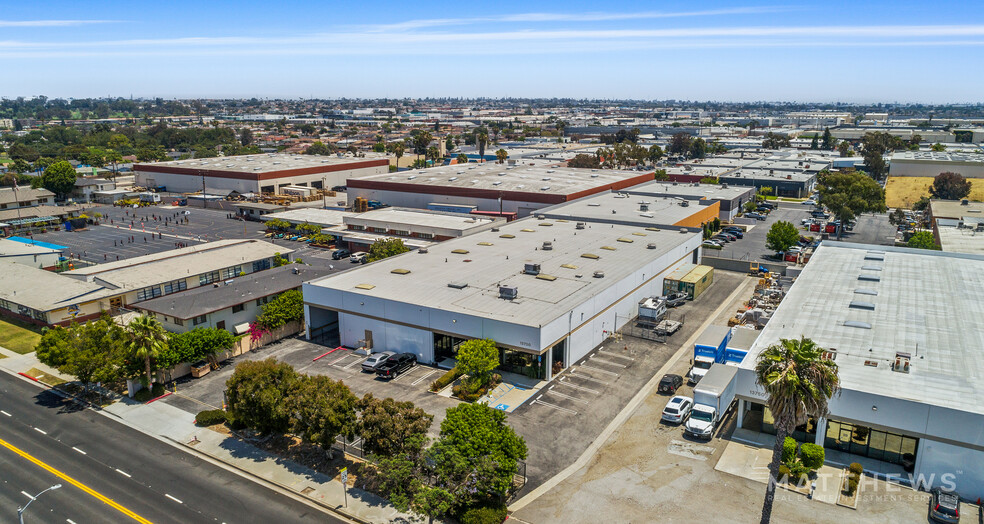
left=1, top=0, right=982, bottom=102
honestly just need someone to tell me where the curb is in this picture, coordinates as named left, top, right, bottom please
left=170, top=436, right=371, bottom=524
left=17, top=371, right=40, bottom=383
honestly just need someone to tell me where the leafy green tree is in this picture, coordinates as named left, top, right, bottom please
left=305, top=141, right=335, bottom=156
left=255, top=289, right=304, bottom=330
left=368, top=238, right=409, bottom=262
left=762, top=133, right=791, bottom=149
left=426, top=145, right=441, bottom=164
left=272, top=252, right=290, bottom=267
left=411, top=484, right=455, bottom=524
left=455, top=338, right=499, bottom=385
left=412, top=131, right=434, bottom=163
left=817, top=171, right=886, bottom=239
left=820, top=128, right=834, bottom=150
left=809, top=135, right=819, bottom=150
left=653, top=169, right=669, bottom=181
left=287, top=375, right=359, bottom=457
left=766, top=221, right=800, bottom=254
left=906, top=231, right=940, bottom=250
left=456, top=153, right=469, bottom=164
left=159, top=327, right=236, bottom=369
left=495, top=149, right=507, bottom=164
left=127, top=315, right=168, bottom=386
left=888, top=208, right=906, bottom=227
left=427, top=403, right=527, bottom=506
left=445, top=135, right=454, bottom=152
left=929, top=171, right=972, bottom=200
left=668, top=132, right=692, bottom=157
left=36, top=318, right=129, bottom=392
left=837, top=141, right=851, bottom=157
left=39, top=160, right=77, bottom=198
left=357, top=394, right=434, bottom=458
left=373, top=142, right=386, bottom=153
left=931, top=143, right=946, bottom=152
left=913, top=196, right=931, bottom=212
left=755, top=337, right=839, bottom=524
left=648, top=144, right=664, bottom=164
left=567, top=154, right=600, bottom=169
left=225, top=358, right=301, bottom=434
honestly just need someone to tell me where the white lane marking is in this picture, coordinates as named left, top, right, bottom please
left=556, top=378, right=600, bottom=395
left=342, top=356, right=368, bottom=370
left=568, top=370, right=610, bottom=385
left=115, top=468, right=131, bottom=478
left=546, top=386, right=589, bottom=404
left=67, top=519, right=78, bottom=524
left=578, top=363, right=620, bottom=377
left=21, top=490, right=33, bottom=499
left=532, top=398, right=578, bottom=415
left=72, top=447, right=87, bottom=455
left=0, top=410, right=10, bottom=416
left=325, top=353, right=351, bottom=366
left=165, top=494, right=183, bottom=504
left=589, top=354, right=627, bottom=368
left=34, top=427, right=47, bottom=435
left=410, top=369, right=439, bottom=386
left=598, top=350, right=635, bottom=361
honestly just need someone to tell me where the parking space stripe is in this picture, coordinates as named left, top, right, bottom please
left=326, top=353, right=353, bottom=366
left=598, top=350, right=635, bottom=361
left=410, top=369, right=439, bottom=386
left=589, top=354, right=627, bottom=368
left=532, top=396, right=578, bottom=415
left=578, top=363, right=620, bottom=377
left=546, top=386, right=589, bottom=404
left=342, top=356, right=368, bottom=370
left=556, top=378, right=600, bottom=395
left=568, top=370, right=610, bottom=385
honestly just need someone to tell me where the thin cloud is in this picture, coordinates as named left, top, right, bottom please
left=361, top=7, right=792, bottom=32
left=0, top=19, right=117, bottom=27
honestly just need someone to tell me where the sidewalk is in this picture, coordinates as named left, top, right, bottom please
left=0, top=344, right=416, bottom=524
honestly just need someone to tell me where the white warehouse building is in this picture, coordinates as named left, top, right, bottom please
left=733, top=241, right=984, bottom=502
left=303, top=212, right=703, bottom=381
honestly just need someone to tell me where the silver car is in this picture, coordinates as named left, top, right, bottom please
left=361, top=351, right=395, bottom=373
left=661, top=395, right=693, bottom=424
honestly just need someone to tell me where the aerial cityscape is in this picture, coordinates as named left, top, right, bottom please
left=1, top=2, right=982, bottom=524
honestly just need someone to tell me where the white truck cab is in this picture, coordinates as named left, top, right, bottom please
left=689, top=356, right=714, bottom=383
left=684, top=404, right=717, bottom=439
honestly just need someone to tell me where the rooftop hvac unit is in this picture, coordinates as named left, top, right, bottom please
left=679, top=228, right=689, bottom=234
left=679, top=200, right=689, bottom=207
left=962, top=199, right=970, bottom=205
left=721, top=183, right=728, bottom=189
left=524, top=263, right=541, bottom=275
left=418, top=248, right=428, bottom=254
left=542, top=241, right=553, bottom=251
left=593, top=271, right=605, bottom=278
left=647, top=243, right=657, bottom=249
left=575, top=222, right=586, bottom=230
left=491, top=227, right=500, bottom=232
left=499, top=285, right=518, bottom=300
left=892, top=352, right=911, bottom=373
left=640, top=203, right=649, bottom=212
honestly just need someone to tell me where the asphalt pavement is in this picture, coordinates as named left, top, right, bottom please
left=0, top=374, right=343, bottom=524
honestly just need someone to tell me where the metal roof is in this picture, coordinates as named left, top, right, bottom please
left=739, top=241, right=984, bottom=416
left=136, top=153, right=381, bottom=174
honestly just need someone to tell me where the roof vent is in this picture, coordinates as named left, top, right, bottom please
left=491, top=227, right=500, bottom=232
left=647, top=243, right=658, bottom=249
left=542, top=241, right=553, bottom=250
left=858, top=274, right=880, bottom=282
left=418, top=248, right=428, bottom=254
left=864, top=254, right=884, bottom=261
left=849, top=300, right=875, bottom=311
left=524, top=263, right=541, bottom=275
left=892, top=352, right=911, bottom=373
left=679, top=228, right=689, bottom=234
left=499, top=285, right=518, bottom=300
left=593, top=270, right=605, bottom=278
left=448, top=281, right=468, bottom=289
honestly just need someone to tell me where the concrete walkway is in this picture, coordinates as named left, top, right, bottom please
left=715, top=436, right=843, bottom=505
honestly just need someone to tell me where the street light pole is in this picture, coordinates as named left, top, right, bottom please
left=18, top=484, right=61, bottom=524
left=322, top=176, right=326, bottom=209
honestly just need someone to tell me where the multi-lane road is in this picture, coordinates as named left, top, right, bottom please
left=0, top=375, right=345, bottom=523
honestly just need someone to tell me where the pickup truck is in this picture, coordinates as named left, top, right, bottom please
left=375, top=352, right=417, bottom=379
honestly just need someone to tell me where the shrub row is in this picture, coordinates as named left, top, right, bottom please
left=195, top=409, right=228, bottom=426
left=844, top=462, right=864, bottom=496
left=459, top=503, right=508, bottom=524
left=430, top=368, right=463, bottom=392
left=133, top=383, right=165, bottom=402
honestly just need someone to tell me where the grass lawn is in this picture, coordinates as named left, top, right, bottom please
left=24, top=367, right=66, bottom=386
left=0, top=317, right=43, bottom=354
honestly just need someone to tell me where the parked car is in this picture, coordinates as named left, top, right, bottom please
left=663, top=292, right=688, bottom=307
left=711, top=235, right=731, bottom=244
left=811, top=210, right=829, bottom=219
left=928, top=487, right=960, bottom=523
left=702, top=240, right=721, bottom=248
left=801, top=198, right=816, bottom=205
left=716, top=232, right=737, bottom=241
left=361, top=351, right=396, bottom=373
left=759, top=201, right=777, bottom=209
left=661, top=395, right=693, bottom=424
left=745, top=212, right=767, bottom=220
left=375, top=353, right=417, bottom=379
left=658, top=373, right=684, bottom=394
left=350, top=252, right=368, bottom=264
left=331, top=248, right=351, bottom=260
left=755, top=206, right=773, bottom=213
left=722, top=228, right=743, bottom=238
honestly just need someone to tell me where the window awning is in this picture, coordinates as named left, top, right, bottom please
left=234, top=322, right=251, bottom=335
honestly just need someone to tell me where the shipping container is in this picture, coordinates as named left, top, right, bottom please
left=662, top=263, right=698, bottom=296
left=680, top=265, right=714, bottom=300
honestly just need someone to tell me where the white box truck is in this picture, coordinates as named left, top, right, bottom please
left=684, top=364, right=738, bottom=440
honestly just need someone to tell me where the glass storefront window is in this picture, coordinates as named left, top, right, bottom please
left=499, top=348, right=546, bottom=379
left=823, top=419, right=918, bottom=466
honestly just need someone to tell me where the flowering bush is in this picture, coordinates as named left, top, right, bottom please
left=247, top=322, right=270, bottom=342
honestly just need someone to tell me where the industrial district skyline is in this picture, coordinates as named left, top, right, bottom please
left=1, top=0, right=982, bottom=103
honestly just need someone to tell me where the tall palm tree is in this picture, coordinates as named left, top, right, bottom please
left=755, top=337, right=839, bottom=524
left=128, top=315, right=168, bottom=387
left=476, top=130, right=489, bottom=162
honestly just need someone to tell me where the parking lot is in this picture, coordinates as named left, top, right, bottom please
left=710, top=201, right=815, bottom=263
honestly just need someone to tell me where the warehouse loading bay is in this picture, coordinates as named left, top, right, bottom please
left=161, top=270, right=749, bottom=494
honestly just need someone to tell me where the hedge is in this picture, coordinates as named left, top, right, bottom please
left=196, top=409, right=228, bottom=426
left=848, top=462, right=864, bottom=477
left=845, top=477, right=859, bottom=496
left=799, top=443, right=825, bottom=470
left=430, top=368, right=463, bottom=392
left=781, top=436, right=797, bottom=464
left=459, top=503, right=508, bottom=524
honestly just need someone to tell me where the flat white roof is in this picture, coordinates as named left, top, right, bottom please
left=626, top=181, right=756, bottom=201
left=135, top=153, right=383, bottom=174
left=308, top=216, right=698, bottom=328
left=937, top=225, right=984, bottom=255
left=346, top=207, right=497, bottom=232
left=891, top=151, right=984, bottom=164
left=539, top=191, right=712, bottom=227
left=739, top=241, right=984, bottom=416
left=261, top=208, right=355, bottom=227
left=348, top=162, right=649, bottom=196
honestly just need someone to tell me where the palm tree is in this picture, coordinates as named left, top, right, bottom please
left=476, top=130, right=489, bottom=162
left=755, top=337, right=840, bottom=524
left=127, top=315, right=168, bottom=387
left=495, top=149, right=507, bottom=164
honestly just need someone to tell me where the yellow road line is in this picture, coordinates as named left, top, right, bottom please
left=0, top=436, right=152, bottom=524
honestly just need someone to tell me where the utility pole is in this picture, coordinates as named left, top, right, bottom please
left=322, top=176, right=327, bottom=209
left=201, top=170, right=207, bottom=209
left=18, top=484, right=61, bottom=524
